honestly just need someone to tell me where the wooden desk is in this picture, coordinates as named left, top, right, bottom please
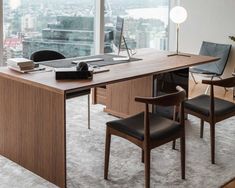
left=0, top=49, right=218, bottom=188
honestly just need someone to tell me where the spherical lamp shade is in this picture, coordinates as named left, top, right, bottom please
left=170, top=6, right=187, bottom=24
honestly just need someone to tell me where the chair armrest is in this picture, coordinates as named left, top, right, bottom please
left=135, top=86, right=186, bottom=107
left=202, top=79, right=213, bottom=85
left=202, top=77, right=235, bottom=88
left=135, top=96, right=156, bottom=104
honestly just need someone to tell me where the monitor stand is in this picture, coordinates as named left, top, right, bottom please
left=113, top=36, right=131, bottom=61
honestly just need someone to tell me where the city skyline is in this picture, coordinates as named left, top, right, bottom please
left=3, top=0, right=169, bottom=61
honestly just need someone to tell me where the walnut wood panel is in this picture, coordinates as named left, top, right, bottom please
left=0, top=77, right=66, bottom=188
left=92, top=87, right=106, bottom=105
left=105, top=76, right=153, bottom=118
left=105, top=79, right=131, bottom=117
left=0, top=49, right=219, bottom=93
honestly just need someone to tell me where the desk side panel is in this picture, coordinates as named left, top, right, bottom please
left=105, top=75, right=153, bottom=118
left=0, top=76, right=66, bottom=188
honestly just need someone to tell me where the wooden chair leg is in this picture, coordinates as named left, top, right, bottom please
left=200, top=119, right=204, bottom=138
left=218, top=76, right=229, bottom=92
left=142, top=149, right=144, bottom=163
left=210, top=123, right=215, bottom=164
left=172, top=107, right=177, bottom=150
left=172, top=140, right=176, bottom=150
left=104, top=128, right=111, bottom=179
left=180, top=136, right=185, bottom=179
left=144, top=149, right=151, bottom=188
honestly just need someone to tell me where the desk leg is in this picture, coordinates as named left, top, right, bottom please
left=0, top=77, right=66, bottom=188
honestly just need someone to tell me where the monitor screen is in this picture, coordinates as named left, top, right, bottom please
left=113, top=17, right=124, bottom=54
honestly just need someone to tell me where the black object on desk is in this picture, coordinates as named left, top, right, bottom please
left=55, top=68, right=93, bottom=80
left=76, top=62, right=89, bottom=71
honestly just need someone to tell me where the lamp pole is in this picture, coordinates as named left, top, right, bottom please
left=168, top=22, right=190, bottom=57
left=176, top=23, right=179, bottom=55
left=168, top=6, right=190, bottom=57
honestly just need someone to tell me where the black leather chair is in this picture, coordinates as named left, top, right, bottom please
left=30, top=50, right=91, bottom=129
left=190, top=41, right=231, bottom=93
left=104, top=86, right=186, bottom=188
left=184, top=77, right=235, bottom=164
left=30, top=50, right=65, bottom=62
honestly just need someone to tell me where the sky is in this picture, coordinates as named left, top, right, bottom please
left=126, top=7, right=168, bottom=25
left=9, top=0, right=21, bottom=9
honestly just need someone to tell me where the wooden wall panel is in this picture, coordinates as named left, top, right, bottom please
left=0, top=77, right=66, bottom=188
left=92, top=87, right=107, bottom=105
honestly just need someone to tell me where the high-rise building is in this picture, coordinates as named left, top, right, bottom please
left=23, top=16, right=113, bottom=58
left=21, top=14, right=36, bottom=33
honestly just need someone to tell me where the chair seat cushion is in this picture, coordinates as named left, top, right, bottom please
left=107, top=112, right=181, bottom=141
left=185, top=94, right=235, bottom=117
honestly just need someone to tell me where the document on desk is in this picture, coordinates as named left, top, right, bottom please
left=8, top=66, right=52, bottom=73
left=93, top=67, right=109, bottom=74
left=72, top=58, right=104, bottom=64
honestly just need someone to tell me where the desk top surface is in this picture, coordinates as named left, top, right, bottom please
left=0, top=49, right=219, bottom=94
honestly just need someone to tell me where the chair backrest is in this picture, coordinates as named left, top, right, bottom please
left=135, top=86, right=186, bottom=107
left=135, top=86, right=186, bottom=141
left=195, top=41, right=231, bottom=76
left=30, top=50, right=65, bottom=62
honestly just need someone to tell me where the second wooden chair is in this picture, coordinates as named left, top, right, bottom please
left=104, top=86, right=186, bottom=188
left=184, top=77, right=235, bottom=164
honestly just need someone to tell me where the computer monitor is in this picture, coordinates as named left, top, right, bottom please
left=113, top=16, right=124, bottom=55
left=113, top=17, right=131, bottom=60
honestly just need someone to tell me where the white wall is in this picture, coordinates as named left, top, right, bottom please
left=170, top=0, right=235, bottom=77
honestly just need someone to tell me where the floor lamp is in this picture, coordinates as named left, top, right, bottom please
left=168, top=6, right=190, bottom=57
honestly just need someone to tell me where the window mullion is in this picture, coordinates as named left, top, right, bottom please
left=95, top=0, right=105, bottom=54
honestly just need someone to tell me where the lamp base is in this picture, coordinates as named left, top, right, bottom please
left=168, top=53, right=191, bottom=57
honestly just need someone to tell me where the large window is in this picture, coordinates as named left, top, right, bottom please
left=2, top=0, right=170, bottom=63
left=105, top=0, right=169, bottom=53
left=3, top=0, right=96, bottom=62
